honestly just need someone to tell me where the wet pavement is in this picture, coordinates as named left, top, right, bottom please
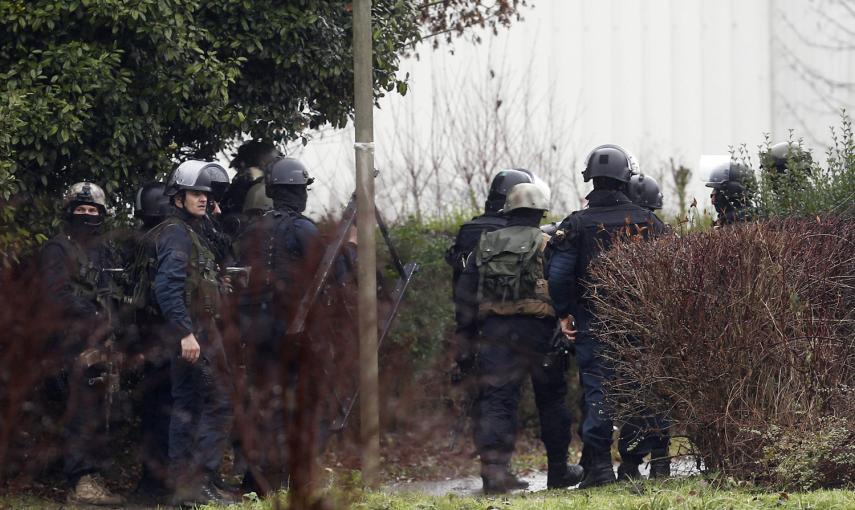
left=385, top=458, right=702, bottom=497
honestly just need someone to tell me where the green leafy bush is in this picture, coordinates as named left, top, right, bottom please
left=764, top=413, right=855, bottom=490
left=736, top=113, right=855, bottom=220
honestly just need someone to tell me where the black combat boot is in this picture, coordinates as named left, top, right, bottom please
left=617, top=452, right=642, bottom=481
left=648, top=448, right=671, bottom=479
left=616, top=461, right=641, bottom=481
left=481, top=463, right=512, bottom=495
left=577, top=449, right=616, bottom=489
left=546, top=462, right=585, bottom=489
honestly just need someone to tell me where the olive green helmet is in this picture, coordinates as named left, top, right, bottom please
left=63, top=182, right=108, bottom=215
left=500, top=183, right=549, bottom=213
left=243, top=181, right=274, bottom=214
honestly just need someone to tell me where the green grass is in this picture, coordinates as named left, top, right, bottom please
left=187, top=479, right=855, bottom=510
left=5, top=479, right=855, bottom=509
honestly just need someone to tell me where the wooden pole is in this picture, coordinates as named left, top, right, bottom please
left=353, top=0, right=380, bottom=488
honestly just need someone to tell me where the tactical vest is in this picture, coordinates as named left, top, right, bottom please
left=130, top=216, right=222, bottom=319
left=49, top=234, right=101, bottom=305
left=555, top=202, right=660, bottom=312
left=238, top=209, right=303, bottom=306
left=474, top=226, right=555, bottom=319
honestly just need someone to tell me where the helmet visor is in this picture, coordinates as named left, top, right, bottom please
left=700, top=155, right=733, bottom=188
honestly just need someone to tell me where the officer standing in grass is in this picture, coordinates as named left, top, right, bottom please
left=128, top=181, right=174, bottom=500
left=40, top=182, right=125, bottom=506
left=455, top=183, right=584, bottom=494
left=546, top=145, right=666, bottom=489
left=236, top=156, right=324, bottom=493
left=144, top=161, right=235, bottom=506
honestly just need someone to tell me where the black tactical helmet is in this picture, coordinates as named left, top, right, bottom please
left=488, top=169, right=534, bottom=200
left=230, top=140, right=280, bottom=171
left=704, top=160, right=753, bottom=195
left=206, top=163, right=231, bottom=202
left=265, top=156, right=314, bottom=188
left=762, top=142, right=813, bottom=175
left=165, top=160, right=229, bottom=197
left=63, top=182, right=108, bottom=216
left=627, top=174, right=663, bottom=210
left=582, top=144, right=638, bottom=183
left=134, top=182, right=171, bottom=219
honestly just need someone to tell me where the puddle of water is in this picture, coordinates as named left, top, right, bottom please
left=385, top=458, right=701, bottom=497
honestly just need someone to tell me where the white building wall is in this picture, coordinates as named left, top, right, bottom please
left=276, top=0, right=854, bottom=219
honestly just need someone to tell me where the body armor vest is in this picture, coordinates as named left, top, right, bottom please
left=138, top=216, right=221, bottom=318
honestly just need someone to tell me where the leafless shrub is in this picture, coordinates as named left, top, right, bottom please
left=587, top=217, right=855, bottom=482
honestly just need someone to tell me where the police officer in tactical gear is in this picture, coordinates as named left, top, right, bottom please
left=40, top=182, right=125, bottom=506
left=704, top=160, right=754, bottom=226
left=760, top=141, right=813, bottom=203
left=761, top=141, right=813, bottom=177
left=446, top=169, right=534, bottom=375
left=236, top=156, right=323, bottom=493
left=144, top=161, right=235, bottom=506
left=456, top=183, right=584, bottom=494
left=617, top=173, right=672, bottom=481
left=626, top=174, right=663, bottom=211
left=135, top=182, right=172, bottom=230
left=546, top=144, right=666, bottom=489
left=222, top=140, right=281, bottom=216
left=128, top=181, right=174, bottom=499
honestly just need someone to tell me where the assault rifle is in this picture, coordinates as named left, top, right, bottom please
left=85, top=267, right=127, bottom=432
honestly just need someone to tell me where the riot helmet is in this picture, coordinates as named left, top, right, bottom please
left=501, top=183, right=549, bottom=214
left=762, top=142, right=813, bottom=175
left=627, top=174, right=664, bottom=211
left=164, top=160, right=228, bottom=197
left=488, top=169, right=534, bottom=200
left=134, top=182, right=171, bottom=221
left=704, top=160, right=753, bottom=196
left=243, top=181, right=274, bottom=214
left=206, top=163, right=231, bottom=202
left=63, top=181, right=108, bottom=216
left=582, top=144, right=638, bottom=183
left=485, top=169, right=533, bottom=213
left=265, top=156, right=314, bottom=188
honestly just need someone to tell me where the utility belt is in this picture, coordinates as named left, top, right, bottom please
left=478, top=298, right=556, bottom=319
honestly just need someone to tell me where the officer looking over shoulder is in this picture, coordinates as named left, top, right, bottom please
left=144, top=161, right=235, bottom=506
left=40, top=182, right=125, bottom=506
left=455, top=183, right=584, bottom=495
left=546, top=145, right=666, bottom=489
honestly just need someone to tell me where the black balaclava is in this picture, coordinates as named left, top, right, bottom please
left=506, top=208, right=545, bottom=228
left=484, top=193, right=505, bottom=215
left=67, top=212, right=103, bottom=239
left=269, top=185, right=308, bottom=213
left=592, top=176, right=627, bottom=192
